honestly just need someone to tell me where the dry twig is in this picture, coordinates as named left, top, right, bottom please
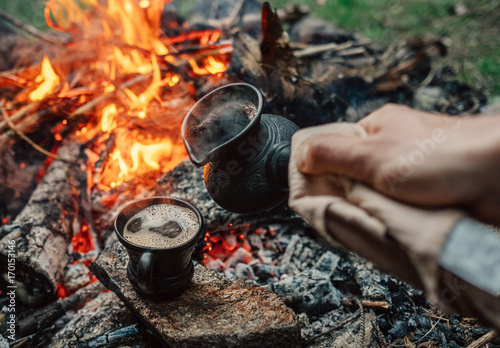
left=342, top=298, right=390, bottom=310
left=0, top=101, right=41, bottom=132
left=466, top=329, right=498, bottom=348
left=294, top=41, right=355, bottom=59
left=0, top=103, right=75, bottom=164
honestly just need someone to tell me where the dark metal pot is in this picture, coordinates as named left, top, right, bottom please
left=182, top=83, right=299, bottom=214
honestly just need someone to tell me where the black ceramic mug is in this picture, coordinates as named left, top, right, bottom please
left=114, top=197, right=204, bottom=299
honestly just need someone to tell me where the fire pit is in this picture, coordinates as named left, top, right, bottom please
left=0, top=0, right=496, bottom=347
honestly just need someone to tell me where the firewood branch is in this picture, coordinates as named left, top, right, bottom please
left=0, top=101, right=41, bottom=133
left=466, top=329, right=498, bottom=348
left=16, top=281, right=106, bottom=337
left=0, top=103, right=76, bottom=165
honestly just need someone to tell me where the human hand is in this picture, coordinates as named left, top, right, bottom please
left=288, top=122, right=464, bottom=299
left=296, top=104, right=500, bottom=225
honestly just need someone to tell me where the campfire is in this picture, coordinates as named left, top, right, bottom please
left=0, top=0, right=495, bottom=347
left=2, top=0, right=232, bottom=193
left=0, top=0, right=234, bottom=304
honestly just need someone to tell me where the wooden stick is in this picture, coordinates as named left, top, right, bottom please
left=294, top=41, right=355, bottom=59
left=0, top=101, right=41, bottom=132
left=68, top=324, right=144, bottom=347
left=466, top=329, right=498, bottom=348
left=0, top=10, right=66, bottom=46
left=342, top=298, right=390, bottom=310
left=224, top=0, right=247, bottom=28
left=16, top=281, right=106, bottom=337
left=68, top=72, right=154, bottom=118
left=0, top=104, right=75, bottom=164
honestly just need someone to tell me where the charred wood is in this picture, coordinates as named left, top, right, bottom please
left=70, top=324, right=148, bottom=348
left=0, top=134, right=48, bottom=227
left=0, top=140, right=87, bottom=306
left=15, top=281, right=105, bottom=338
left=49, top=291, right=150, bottom=348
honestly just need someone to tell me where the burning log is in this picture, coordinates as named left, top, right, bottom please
left=0, top=139, right=87, bottom=306
left=15, top=281, right=105, bottom=337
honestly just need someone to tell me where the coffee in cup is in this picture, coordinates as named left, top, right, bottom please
left=123, top=204, right=199, bottom=248
left=114, top=197, right=204, bottom=299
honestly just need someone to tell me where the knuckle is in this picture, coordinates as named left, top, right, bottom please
left=306, top=140, right=328, bottom=163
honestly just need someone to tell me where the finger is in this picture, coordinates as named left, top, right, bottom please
left=296, top=134, right=375, bottom=182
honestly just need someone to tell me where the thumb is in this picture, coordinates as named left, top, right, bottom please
left=296, top=133, right=373, bottom=182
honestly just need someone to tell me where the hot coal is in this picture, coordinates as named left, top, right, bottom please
left=149, top=220, right=183, bottom=238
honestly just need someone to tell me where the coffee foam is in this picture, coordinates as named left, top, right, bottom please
left=123, top=203, right=200, bottom=248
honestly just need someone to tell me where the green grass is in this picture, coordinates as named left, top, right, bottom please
left=1, top=0, right=499, bottom=97
left=267, top=0, right=500, bottom=97
left=0, top=0, right=47, bottom=30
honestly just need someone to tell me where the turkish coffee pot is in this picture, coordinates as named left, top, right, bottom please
left=182, top=83, right=299, bottom=214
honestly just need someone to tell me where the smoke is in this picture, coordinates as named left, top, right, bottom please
left=185, top=88, right=258, bottom=164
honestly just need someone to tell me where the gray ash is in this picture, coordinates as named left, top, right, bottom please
left=201, top=221, right=496, bottom=347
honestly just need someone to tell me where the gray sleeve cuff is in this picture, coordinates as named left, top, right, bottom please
left=439, top=217, right=500, bottom=297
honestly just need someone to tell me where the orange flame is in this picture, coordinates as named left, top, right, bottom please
left=39, top=0, right=230, bottom=190
left=99, top=134, right=186, bottom=189
left=100, top=103, right=118, bottom=132
left=29, top=56, right=61, bottom=101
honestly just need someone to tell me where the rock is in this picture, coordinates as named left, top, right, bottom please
left=266, top=269, right=342, bottom=315
left=89, top=242, right=300, bottom=348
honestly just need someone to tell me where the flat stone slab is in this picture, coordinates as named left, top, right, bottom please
left=89, top=242, right=300, bottom=348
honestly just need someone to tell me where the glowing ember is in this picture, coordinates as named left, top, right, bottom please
left=29, top=56, right=61, bottom=101
left=72, top=222, right=95, bottom=254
